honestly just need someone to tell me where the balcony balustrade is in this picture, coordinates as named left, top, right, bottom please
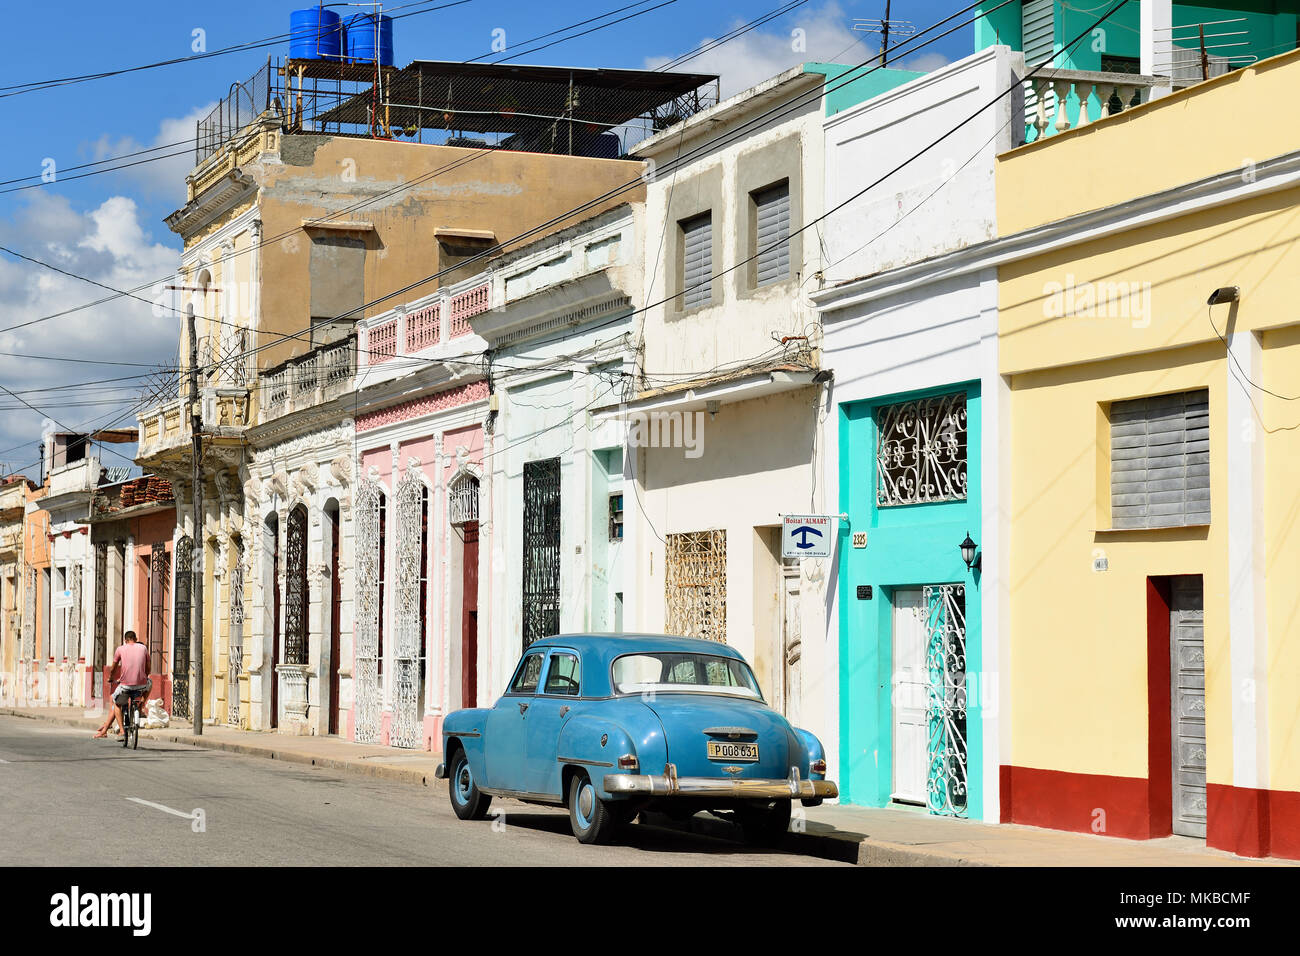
left=1022, top=69, right=1172, bottom=144
left=257, top=335, right=356, bottom=423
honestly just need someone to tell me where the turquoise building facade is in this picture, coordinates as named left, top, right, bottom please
left=837, top=382, right=986, bottom=820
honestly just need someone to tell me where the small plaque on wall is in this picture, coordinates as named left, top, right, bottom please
left=856, top=585, right=872, bottom=600
left=851, top=531, right=867, bottom=549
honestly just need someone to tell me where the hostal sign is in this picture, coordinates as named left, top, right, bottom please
left=781, top=514, right=835, bottom=560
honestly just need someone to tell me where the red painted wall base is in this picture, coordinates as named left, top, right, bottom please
left=1002, top=765, right=1300, bottom=860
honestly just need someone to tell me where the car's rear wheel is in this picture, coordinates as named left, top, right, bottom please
left=568, top=771, right=618, bottom=844
left=448, top=748, right=492, bottom=821
left=737, top=799, right=791, bottom=847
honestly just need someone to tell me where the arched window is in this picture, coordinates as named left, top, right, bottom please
left=284, top=505, right=309, bottom=666
left=448, top=471, right=479, bottom=526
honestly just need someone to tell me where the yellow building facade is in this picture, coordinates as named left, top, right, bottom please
left=996, top=49, right=1300, bottom=858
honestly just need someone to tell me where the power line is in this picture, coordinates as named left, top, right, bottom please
left=0, top=0, right=472, bottom=99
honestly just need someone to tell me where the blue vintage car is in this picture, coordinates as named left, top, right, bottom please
left=435, top=633, right=838, bottom=845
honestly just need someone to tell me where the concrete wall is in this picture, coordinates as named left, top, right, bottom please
left=253, top=137, right=646, bottom=370
left=821, top=45, right=1021, bottom=284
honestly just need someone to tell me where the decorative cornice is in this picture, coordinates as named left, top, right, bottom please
left=166, top=171, right=257, bottom=238
left=355, top=380, right=489, bottom=433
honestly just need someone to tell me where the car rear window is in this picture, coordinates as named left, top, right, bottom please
left=611, top=652, right=761, bottom=698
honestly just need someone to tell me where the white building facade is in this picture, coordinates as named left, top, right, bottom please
left=810, top=46, right=1022, bottom=820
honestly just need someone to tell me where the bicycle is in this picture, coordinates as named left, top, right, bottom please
left=111, top=681, right=146, bottom=750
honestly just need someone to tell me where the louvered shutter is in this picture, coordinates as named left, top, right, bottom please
left=1021, top=0, right=1056, bottom=67
left=754, top=181, right=791, bottom=286
left=681, top=212, right=713, bottom=310
left=1021, top=0, right=1058, bottom=129
left=1110, top=389, right=1210, bottom=529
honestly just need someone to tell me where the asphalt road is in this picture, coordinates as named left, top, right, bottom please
left=0, top=716, right=845, bottom=866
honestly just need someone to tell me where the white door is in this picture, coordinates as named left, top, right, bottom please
left=778, top=567, right=802, bottom=725
left=892, top=589, right=928, bottom=805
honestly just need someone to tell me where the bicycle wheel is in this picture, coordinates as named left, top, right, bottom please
left=121, top=710, right=129, bottom=748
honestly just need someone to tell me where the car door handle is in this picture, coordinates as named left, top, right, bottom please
left=518, top=702, right=529, bottom=714
left=559, top=705, right=570, bottom=718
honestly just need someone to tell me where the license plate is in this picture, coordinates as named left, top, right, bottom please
left=707, top=740, right=759, bottom=762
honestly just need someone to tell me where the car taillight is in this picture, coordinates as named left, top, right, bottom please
left=617, top=753, right=639, bottom=771
left=810, top=758, right=827, bottom=776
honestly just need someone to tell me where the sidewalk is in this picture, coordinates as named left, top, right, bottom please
left=1, top=705, right=1282, bottom=867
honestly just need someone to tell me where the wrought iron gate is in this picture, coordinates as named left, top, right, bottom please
left=391, top=468, right=425, bottom=749
left=522, top=458, right=561, bottom=649
left=93, top=543, right=107, bottom=699
left=173, top=537, right=192, bottom=720
left=353, top=478, right=382, bottom=743
left=228, top=539, right=244, bottom=726
left=22, top=566, right=34, bottom=659
left=923, top=583, right=967, bottom=817
left=284, top=507, right=308, bottom=666
left=148, top=545, right=170, bottom=679
left=68, top=562, right=82, bottom=661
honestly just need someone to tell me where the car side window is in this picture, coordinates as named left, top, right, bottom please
left=510, top=652, right=545, bottom=695
left=543, top=652, right=581, bottom=696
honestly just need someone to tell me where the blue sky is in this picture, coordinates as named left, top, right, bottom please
left=0, top=0, right=977, bottom=474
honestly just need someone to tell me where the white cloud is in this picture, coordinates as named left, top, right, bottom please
left=82, top=102, right=215, bottom=210
left=0, top=193, right=179, bottom=474
left=645, top=1, right=948, bottom=100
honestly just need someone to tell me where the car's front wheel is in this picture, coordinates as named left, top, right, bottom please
left=448, top=748, right=492, bottom=821
left=568, top=771, right=619, bottom=844
left=737, top=799, right=792, bottom=847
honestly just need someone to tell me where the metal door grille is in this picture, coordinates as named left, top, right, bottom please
left=392, top=468, right=425, bottom=749
left=924, top=583, right=967, bottom=817
left=173, top=537, right=193, bottom=719
left=665, top=530, right=727, bottom=642
left=284, top=507, right=309, bottom=666
left=68, top=562, right=82, bottom=662
left=353, top=478, right=382, bottom=743
left=22, top=566, right=34, bottom=659
left=228, top=540, right=244, bottom=726
left=148, top=545, right=170, bottom=677
left=876, top=393, right=968, bottom=506
left=93, top=543, right=108, bottom=694
left=522, top=458, right=561, bottom=649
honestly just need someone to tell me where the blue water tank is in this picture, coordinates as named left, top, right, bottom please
left=346, top=13, right=394, bottom=66
left=289, top=7, right=345, bottom=61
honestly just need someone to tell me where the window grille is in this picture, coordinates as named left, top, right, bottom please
left=876, top=392, right=968, bottom=507
left=665, top=530, right=726, bottom=642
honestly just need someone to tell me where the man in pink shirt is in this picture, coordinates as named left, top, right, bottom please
left=93, top=631, right=152, bottom=738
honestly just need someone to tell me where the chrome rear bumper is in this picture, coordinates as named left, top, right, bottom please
left=603, top=765, right=838, bottom=801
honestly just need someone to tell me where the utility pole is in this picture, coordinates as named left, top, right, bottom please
left=187, top=309, right=205, bottom=735
left=881, top=0, right=891, bottom=66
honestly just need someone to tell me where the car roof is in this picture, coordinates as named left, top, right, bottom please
left=522, top=633, right=748, bottom=696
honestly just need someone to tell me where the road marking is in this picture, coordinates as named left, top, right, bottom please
left=0, top=758, right=9, bottom=763
left=126, top=797, right=193, bottom=819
